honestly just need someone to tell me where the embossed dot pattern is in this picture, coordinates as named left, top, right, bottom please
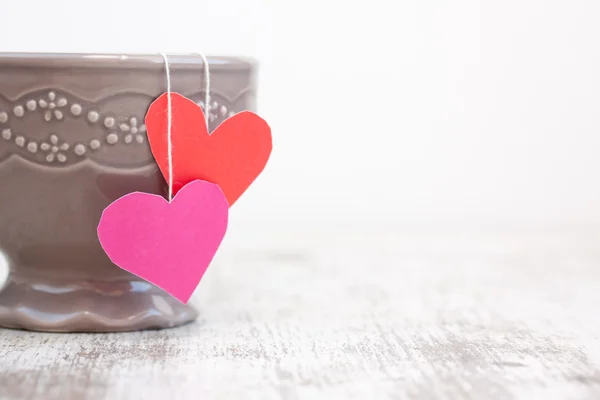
left=106, top=133, right=118, bottom=144
left=71, top=104, right=82, bottom=116
left=87, top=111, right=99, bottom=123
left=0, top=90, right=237, bottom=165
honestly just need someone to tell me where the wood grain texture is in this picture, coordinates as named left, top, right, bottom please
left=1, top=229, right=600, bottom=399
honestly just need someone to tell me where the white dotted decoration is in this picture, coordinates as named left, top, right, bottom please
left=13, top=106, right=24, bottom=117
left=120, top=117, right=145, bottom=144
left=40, top=92, right=67, bottom=121
left=196, top=97, right=236, bottom=122
left=88, top=111, right=99, bottom=123
left=74, top=144, right=86, bottom=156
left=106, top=133, right=118, bottom=144
left=71, top=104, right=82, bottom=116
left=0, top=94, right=237, bottom=163
left=130, top=118, right=138, bottom=132
left=41, top=134, right=69, bottom=163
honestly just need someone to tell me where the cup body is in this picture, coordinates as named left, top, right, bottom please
left=0, top=53, right=256, bottom=332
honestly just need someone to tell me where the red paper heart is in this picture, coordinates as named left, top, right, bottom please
left=145, top=93, right=272, bottom=206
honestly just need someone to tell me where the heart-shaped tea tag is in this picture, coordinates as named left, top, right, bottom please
left=97, top=180, right=228, bottom=303
left=145, top=92, right=272, bottom=206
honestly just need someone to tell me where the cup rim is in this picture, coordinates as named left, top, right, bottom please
left=0, top=53, right=256, bottom=70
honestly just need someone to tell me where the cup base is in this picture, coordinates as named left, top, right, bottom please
left=0, top=275, right=197, bottom=332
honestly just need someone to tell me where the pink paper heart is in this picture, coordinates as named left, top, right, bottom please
left=97, top=180, right=228, bottom=303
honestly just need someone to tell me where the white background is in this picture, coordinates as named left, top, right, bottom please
left=1, top=0, right=600, bottom=235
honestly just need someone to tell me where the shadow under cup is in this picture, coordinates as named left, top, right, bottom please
left=0, top=53, right=256, bottom=332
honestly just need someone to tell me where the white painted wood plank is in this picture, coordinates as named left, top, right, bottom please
left=1, top=230, right=600, bottom=399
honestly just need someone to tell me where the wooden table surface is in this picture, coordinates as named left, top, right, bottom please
left=1, top=228, right=600, bottom=399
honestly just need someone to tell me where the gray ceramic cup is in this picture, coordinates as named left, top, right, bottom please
left=0, top=53, right=256, bottom=332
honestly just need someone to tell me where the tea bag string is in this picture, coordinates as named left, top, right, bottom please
left=195, top=52, right=211, bottom=126
left=159, top=53, right=210, bottom=201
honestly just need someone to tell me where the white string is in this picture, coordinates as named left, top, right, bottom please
left=159, top=53, right=173, bottom=201
left=196, top=53, right=211, bottom=132
left=159, top=53, right=211, bottom=201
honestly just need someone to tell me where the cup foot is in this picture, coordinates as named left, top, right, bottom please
left=0, top=276, right=197, bottom=332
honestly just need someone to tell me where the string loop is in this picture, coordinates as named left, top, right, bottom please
left=159, top=53, right=210, bottom=201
